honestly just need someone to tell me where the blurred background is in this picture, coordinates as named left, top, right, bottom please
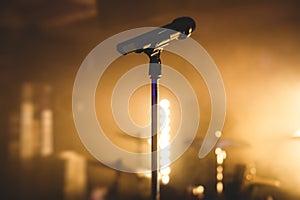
left=1, top=0, right=300, bottom=199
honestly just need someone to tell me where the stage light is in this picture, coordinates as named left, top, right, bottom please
left=138, top=171, right=151, bottom=179
left=160, top=99, right=170, bottom=108
left=160, top=167, right=171, bottom=175
left=217, top=155, right=224, bottom=165
left=217, top=166, right=223, bottom=173
left=216, top=182, right=223, bottom=193
left=217, top=172, right=223, bottom=181
left=222, top=150, right=226, bottom=159
left=161, top=175, right=170, bottom=185
left=215, top=147, right=222, bottom=155
left=159, top=99, right=171, bottom=184
left=192, top=185, right=205, bottom=196
left=159, top=133, right=170, bottom=141
left=161, top=125, right=171, bottom=134
left=160, top=157, right=171, bottom=167
left=215, top=148, right=226, bottom=194
left=159, top=140, right=170, bottom=149
left=159, top=150, right=171, bottom=158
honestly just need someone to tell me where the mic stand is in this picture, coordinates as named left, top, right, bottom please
left=144, top=48, right=162, bottom=200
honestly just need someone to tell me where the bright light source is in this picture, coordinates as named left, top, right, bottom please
left=222, top=150, right=227, bottom=159
left=217, top=155, right=224, bottom=164
left=159, top=133, right=170, bottom=141
left=293, top=129, right=300, bottom=138
left=160, top=99, right=170, bottom=108
left=160, top=117, right=170, bottom=125
left=159, top=99, right=171, bottom=184
left=217, top=166, right=223, bottom=173
left=215, top=130, right=222, bottom=138
left=159, top=150, right=171, bottom=158
left=160, top=167, right=171, bottom=175
left=216, top=182, right=223, bottom=193
left=160, top=157, right=171, bottom=166
left=159, top=108, right=170, bottom=117
left=215, top=147, right=222, bottom=155
left=165, top=109, right=170, bottom=116
left=217, top=172, right=223, bottom=181
left=161, top=125, right=171, bottom=134
left=193, top=185, right=205, bottom=196
left=138, top=171, right=151, bottom=179
left=161, top=175, right=170, bottom=185
left=159, top=140, right=170, bottom=149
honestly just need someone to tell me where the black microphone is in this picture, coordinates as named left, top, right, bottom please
left=117, top=17, right=196, bottom=55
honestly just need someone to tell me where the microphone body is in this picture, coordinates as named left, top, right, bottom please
left=117, top=17, right=196, bottom=55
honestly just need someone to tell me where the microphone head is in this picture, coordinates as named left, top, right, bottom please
left=163, top=17, right=196, bottom=37
left=116, top=17, right=196, bottom=55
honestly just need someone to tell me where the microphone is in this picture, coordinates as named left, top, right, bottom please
left=117, top=17, right=196, bottom=55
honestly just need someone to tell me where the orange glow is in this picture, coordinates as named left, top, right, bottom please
left=160, top=167, right=171, bottom=175
left=216, top=182, right=223, bottom=194
left=215, top=147, right=222, bottom=155
left=293, top=130, right=300, bottom=138
left=192, top=185, right=205, bottom=196
left=217, top=172, right=223, bottom=181
left=215, top=131, right=222, bottom=138
left=217, top=155, right=224, bottom=164
left=159, top=99, right=171, bottom=184
left=161, top=175, right=170, bottom=185
left=217, top=166, right=223, bottom=173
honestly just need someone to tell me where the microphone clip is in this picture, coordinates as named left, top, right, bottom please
left=145, top=48, right=162, bottom=80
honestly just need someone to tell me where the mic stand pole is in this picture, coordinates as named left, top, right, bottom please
left=145, top=49, right=162, bottom=200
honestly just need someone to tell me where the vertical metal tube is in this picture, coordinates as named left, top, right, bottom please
left=148, top=50, right=161, bottom=200
left=151, top=78, right=159, bottom=200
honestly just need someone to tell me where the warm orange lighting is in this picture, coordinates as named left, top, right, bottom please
left=90, top=186, right=108, bottom=200
left=217, top=166, right=223, bottom=173
left=160, top=167, right=171, bottom=175
left=159, top=134, right=170, bottom=141
left=192, top=185, right=205, bottom=196
left=216, top=182, right=223, bottom=194
left=160, top=99, right=170, bottom=108
left=161, top=175, right=170, bottom=185
left=161, top=126, right=171, bottom=134
left=293, top=130, right=300, bottom=138
left=159, top=140, right=170, bottom=149
left=159, top=99, right=171, bottom=184
left=60, top=151, right=87, bottom=199
left=215, top=130, right=222, bottom=138
left=41, top=109, right=53, bottom=157
left=217, top=172, right=223, bottom=181
left=250, top=167, right=256, bottom=175
left=20, top=102, right=35, bottom=159
left=160, top=157, right=171, bottom=166
left=222, top=150, right=226, bottom=159
left=217, top=155, right=224, bottom=164
left=216, top=148, right=226, bottom=164
left=215, top=147, right=222, bottom=155
left=159, top=150, right=171, bottom=158
left=138, top=171, right=151, bottom=179
left=246, top=174, right=253, bottom=181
